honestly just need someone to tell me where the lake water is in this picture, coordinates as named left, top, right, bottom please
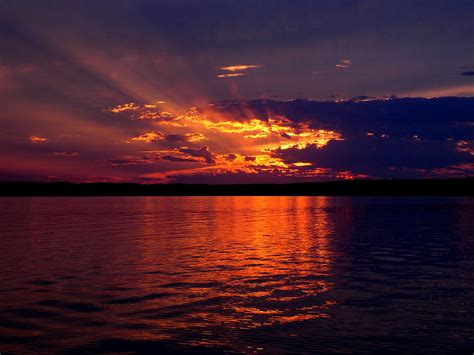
left=1, top=196, right=474, bottom=353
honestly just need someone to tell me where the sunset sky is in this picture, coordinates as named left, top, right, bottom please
left=1, top=0, right=473, bottom=183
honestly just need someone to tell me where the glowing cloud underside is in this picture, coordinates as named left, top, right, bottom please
left=219, top=64, right=263, bottom=72
left=101, top=97, right=474, bottom=183
left=336, top=59, right=351, bottom=68
left=108, top=100, right=350, bottom=182
left=29, top=136, right=47, bottom=143
left=217, top=73, right=245, bottom=78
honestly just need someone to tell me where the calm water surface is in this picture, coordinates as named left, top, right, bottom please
left=1, top=196, right=474, bottom=353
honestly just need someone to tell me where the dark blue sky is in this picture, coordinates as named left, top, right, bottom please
left=0, top=1, right=473, bottom=182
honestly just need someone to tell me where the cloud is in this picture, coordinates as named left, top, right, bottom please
left=457, top=140, right=474, bottom=155
left=132, top=132, right=164, bottom=143
left=160, top=165, right=367, bottom=184
left=180, top=109, right=341, bottom=147
left=168, top=133, right=206, bottom=142
left=107, top=156, right=157, bottom=166
left=201, top=97, right=474, bottom=141
left=226, top=153, right=237, bottom=161
left=106, top=102, right=175, bottom=121
left=29, top=136, right=47, bottom=143
left=271, top=136, right=474, bottom=177
left=336, top=59, right=351, bottom=68
left=135, top=111, right=175, bottom=120
left=108, top=103, right=140, bottom=113
left=53, top=152, right=80, bottom=157
left=350, top=95, right=376, bottom=102
left=217, top=64, right=263, bottom=78
left=0, top=63, right=39, bottom=91
left=461, top=71, right=474, bottom=76
left=131, top=131, right=206, bottom=143
left=10, top=95, right=474, bottom=182
left=219, top=64, right=263, bottom=72
left=161, top=155, right=200, bottom=163
left=100, top=96, right=473, bottom=182
left=179, top=97, right=474, bottom=179
left=405, top=84, right=474, bottom=97
left=217, top=73, right=245, bottom=78
left=179, top=146, right=216, bottom=164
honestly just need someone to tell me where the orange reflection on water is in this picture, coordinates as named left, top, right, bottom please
left=115, top=196, right=341, bottom=344
left=2, top=196, right=473, bottom=353
left=0, top=197, right=346, bottom=352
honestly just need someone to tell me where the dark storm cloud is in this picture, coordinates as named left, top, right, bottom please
left=163, top=134, right=188, bottom=143
left=161, top=155, right=200, bottom=163
left=226, top=153, right=237, bottom=161
left=164, top=133, right=205, bottom=143
left=272, top=137, right=474, bottom=177
left=178, top=146, right=216, bottom=164
left=131, top=132, right=205, bottom=144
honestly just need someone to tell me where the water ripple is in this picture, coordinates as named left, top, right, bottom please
left=1, top=196, right=474, bottom=353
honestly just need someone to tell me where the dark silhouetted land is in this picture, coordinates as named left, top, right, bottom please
left=0, top=178, right=473, bottom=196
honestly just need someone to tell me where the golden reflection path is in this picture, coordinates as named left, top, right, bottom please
left=112, top=196, right=342, bottom=347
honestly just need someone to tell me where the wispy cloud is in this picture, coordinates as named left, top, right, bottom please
left=53, top=152, right=80, bottom=157
left=106, top=102, right=173, bottom=121
left=219, top=64, right=263, bottom=72
left=159, top=133, right=206, bottom=143
left=131, top=132, right=206, bottom=143
left=183, top=133, right=207, bottom=142
left=216, top=64, right=263, bottom=78
left=404, top=84, right=474, bottom=97
left=336, top=59, right=352, bottom=68
left=161, top=155, right=200, bottom=163
left=131, top=132, right=165, bottom=143
left=217, top=73, right=245, bottom=78
left=29, top=136, right=47, bottom=143
left=108, top=103, right=140, bottom=113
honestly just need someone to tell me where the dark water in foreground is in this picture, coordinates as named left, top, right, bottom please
left=1, top=197, right=474, bottom=354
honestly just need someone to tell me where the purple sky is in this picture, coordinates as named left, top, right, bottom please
left=0, top=0, right=473, bottom=183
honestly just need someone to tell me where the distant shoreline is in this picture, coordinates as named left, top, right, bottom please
left=0, top=178, right=473, bottom=196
